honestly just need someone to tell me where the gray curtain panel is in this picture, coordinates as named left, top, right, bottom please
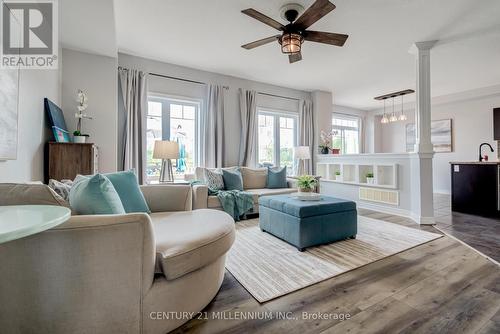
left=359, top=116, right=366, bottom=153
left=118, top=67, right=148, bottom=184
left=299, top=99, right=314, bottom=175
left=201, top=84, right=225, bottom=168
left=238, top=89, right=257, bottom=167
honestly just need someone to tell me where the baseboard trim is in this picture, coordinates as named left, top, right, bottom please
left=411, top=214, right=435, bottom=225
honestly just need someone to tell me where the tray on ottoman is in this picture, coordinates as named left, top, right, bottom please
left=259, top=194, right=357, bottom=251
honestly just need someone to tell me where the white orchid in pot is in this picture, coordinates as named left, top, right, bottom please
left=73, top=90, right=92, bottom=143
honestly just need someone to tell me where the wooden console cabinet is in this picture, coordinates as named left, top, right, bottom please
left=45, top=142, right=98, bottom=183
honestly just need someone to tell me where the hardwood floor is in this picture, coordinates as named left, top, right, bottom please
left=434, top=193, right=500, bottom=263
left=173, top=209, right=500, bottom=334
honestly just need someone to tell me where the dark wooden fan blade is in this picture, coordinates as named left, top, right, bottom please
left=304, top=31, right=348, bottom=46
left=289, top=52, right=302, bottom=63
left=242, top=35, right=280, bottom=49
left=294, top=0, right=336, bottom=29
left=241, top=8, right=284, bottom=31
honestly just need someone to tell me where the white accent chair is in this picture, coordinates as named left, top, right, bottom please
left=0, top=183, right=235, bottom=334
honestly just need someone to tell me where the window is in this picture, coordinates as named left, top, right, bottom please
left=332, top=114, right=360, bottom=154
left=257, top=110, right=297, bottom=173
left=146, top=96, right=199, bottom=183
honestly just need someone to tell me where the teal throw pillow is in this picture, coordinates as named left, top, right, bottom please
left=267, top=166, right=287, bottom=189
left=69, top=174, right=126, bottom=215
left=105, top=170, right=150, bottom=213
left=222, top=169, right=244, bottom=191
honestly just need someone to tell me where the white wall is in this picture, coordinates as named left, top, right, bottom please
left=0, top=69, right=60, bottom=182
left=61, top=48, right=118, bottom=173
left=372, top=92, right=500, bottom=193
left=118, top=53, right=312, bottom=167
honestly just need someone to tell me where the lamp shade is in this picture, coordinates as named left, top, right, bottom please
left=153, top=141, right=179, bottom=159
left=294, top=146, right=311, bottom=160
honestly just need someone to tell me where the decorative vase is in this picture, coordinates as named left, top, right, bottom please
left=321, top=147, right=329, bottom=154
left=335, top=175, right=341, bottom=181
left=298, top=187, right=312, bottom=193
left=331, top=148, right=340, bottom=155
left=366, top=177, right=375, bottom=184
left=73, top=135, right=86, bottom=143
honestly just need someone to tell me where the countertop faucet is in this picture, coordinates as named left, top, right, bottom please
left=479, top=143, right=494, bottom=162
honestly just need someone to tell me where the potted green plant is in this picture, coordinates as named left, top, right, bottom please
left=297, top=175, right=317, bottom=193
left=366, top=172, right=375, bottom=184
left=73, top=130, right=89, bottom=143
left=335, top=170, right=341, bottom=181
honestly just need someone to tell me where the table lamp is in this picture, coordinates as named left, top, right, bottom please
left=153, top=140, right=179, bottom=182
left=293, top=146, right=311, bottom=175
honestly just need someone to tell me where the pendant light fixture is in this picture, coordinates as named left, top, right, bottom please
left=398, top=94, right=407, bottom=121
left=381, top=98, right=389, bottom=124
left=389, top=97, right=398, bottom=122
left=375, top=89, right=415, bottom=125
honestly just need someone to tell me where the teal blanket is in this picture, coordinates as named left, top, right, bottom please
left=210, top=189, right=254, bottom=221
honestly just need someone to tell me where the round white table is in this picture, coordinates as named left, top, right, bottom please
left=0, top=205, right=71, bottom=244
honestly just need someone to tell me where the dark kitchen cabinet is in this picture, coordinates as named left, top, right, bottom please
left=451, top=163, right=499, bottom=217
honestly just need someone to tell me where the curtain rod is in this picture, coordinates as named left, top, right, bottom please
left=148, top=72, right=229, bottom=90
left=258, top=91, right=300, bottom=102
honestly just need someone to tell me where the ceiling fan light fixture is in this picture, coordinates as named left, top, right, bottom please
left=279, top=32, right=303, bottom=54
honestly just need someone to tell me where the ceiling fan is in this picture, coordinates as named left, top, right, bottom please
left=241, top=0, right=348, bottom=63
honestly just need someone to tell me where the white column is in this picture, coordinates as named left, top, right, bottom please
left=408, top=41, right=437, bottom=225
left=410, top=41, right=436, bottom=153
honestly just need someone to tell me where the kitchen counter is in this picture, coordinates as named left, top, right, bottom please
left=450, top=161, right=500, bottom=165
left=450, top=162, right=499, bottom=217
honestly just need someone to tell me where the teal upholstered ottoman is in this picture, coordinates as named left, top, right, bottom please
left=259, top=194, right=357, bottom=251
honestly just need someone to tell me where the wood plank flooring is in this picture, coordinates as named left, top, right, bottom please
left=173, top=209, right=500, bottom=334
left=434, top=193, right=500, bottom=262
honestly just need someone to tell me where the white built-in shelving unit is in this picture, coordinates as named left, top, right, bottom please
left=317, top=162, right=398, bottom=189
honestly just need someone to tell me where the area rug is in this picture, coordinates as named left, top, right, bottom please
left=225, top=216, right=442, bottom=303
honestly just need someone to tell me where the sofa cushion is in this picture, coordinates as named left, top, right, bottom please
left=245, top=188, right=297, bottom=201
left=222, top=169, right=243, bottom=191
left=195, top=166, right=238, bottom=182
left=0, top=183, right=70, bottom=208
left=150, top=209, right=235, bottom=280
left=267, top=166, right=287, bottom=188
left=105, top=170, right=150, bottom=213
left=207, top=195, right=222, bottom=209
left=240, top=167, right=267, bottom=189
left=69, top=174, right=126, bottom=215
left=204, top=169, right=224, bottom=191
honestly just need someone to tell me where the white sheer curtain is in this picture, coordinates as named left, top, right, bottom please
left=299, top=99, right=314, bottom=175
left=201, top=84, right=225, bottom=168
left=238, top=89, right=257, bottom=167
left=118, top=67, right=148, bottom=183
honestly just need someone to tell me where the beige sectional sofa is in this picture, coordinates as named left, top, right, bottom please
left=0, top=183, right=235, bottom=334
left=192, top=167, right=297, bottom=211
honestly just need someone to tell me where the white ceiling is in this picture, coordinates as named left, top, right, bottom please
left=113, top=0, right=500, bottom=110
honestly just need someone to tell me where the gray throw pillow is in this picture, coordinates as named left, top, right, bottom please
left=205, top=169, right=224, bottom=191
left=267, top=166, right=287, bottom=189
left=222, top=169, right=244, bottom=191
